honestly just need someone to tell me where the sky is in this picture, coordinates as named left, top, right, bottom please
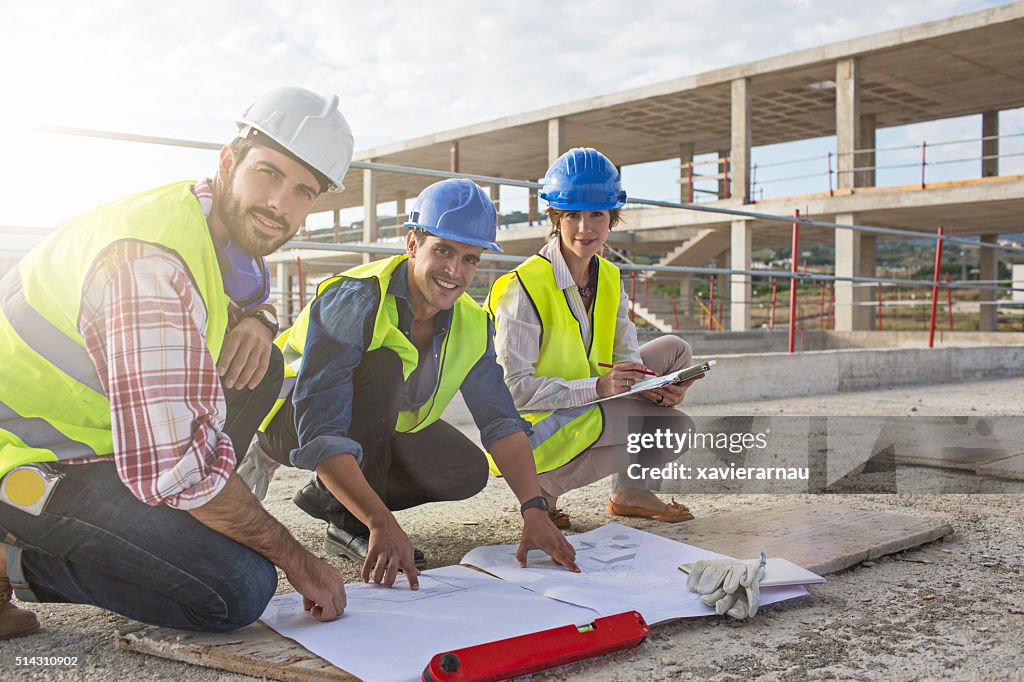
left=1, top=0, right=1018, bottom=246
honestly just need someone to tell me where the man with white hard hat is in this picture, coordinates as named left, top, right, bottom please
left=0, top=87, right=354, bottom=637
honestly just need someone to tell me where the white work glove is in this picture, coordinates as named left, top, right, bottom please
left=684, top=553, right=767, bottom=619
left=236, top=436, right=280, bottom=501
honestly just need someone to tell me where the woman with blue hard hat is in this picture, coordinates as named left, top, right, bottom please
left=485, top=148, right=699, bottom=529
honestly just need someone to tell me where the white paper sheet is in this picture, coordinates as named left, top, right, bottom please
left=260, top=565, right=599, bottom=682
left=584, top=360, right=716, bottom=405
left=461, top=523, right=810, bottom=624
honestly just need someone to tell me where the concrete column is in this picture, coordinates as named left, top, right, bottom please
left=276, top=262, right=292, bottom=323
left=548, top=118, right=565, bottom=165
left=489, top=183, right=501, bottom=220
left=836, top=58, right=861, bottom=191
left=362, top=166, right=378, bottom=263
left=679, top=143, right=695, bottom=203
left=834, top=212, right=870, bottom=331
left=717, top=150, right=730, bottom=199
left=395, top=191, right=407, bottom=233
left=857, top=113, right=876, bottom=188
left=730, top=220, right=752, bottom=331
left=529, top=189, right=539, bottom=224
left=982, top=111, right=999, bottom=178
left=730, top=78, right=751, bottom=203
left=979, top=234, right=998, bottom=331
left=331, top=209, right=341, bottom=243
left=860, top=235, right=877, bottom=329
left=715, top=251, right=728, bottom=329
left=449, top=141, right=459, bottom=173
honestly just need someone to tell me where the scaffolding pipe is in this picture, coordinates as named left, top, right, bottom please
left=928, top=227, right=944, bottom=348
left=770, top=278, right=778, bottom=330
left=788, top=210, right=800, bottom=353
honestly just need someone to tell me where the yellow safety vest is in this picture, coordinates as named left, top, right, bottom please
left=261, top=255, right=489, bottom=434
left=485, top=254, right=620, bottom=475
left=0, top=181, right=230, bottom=478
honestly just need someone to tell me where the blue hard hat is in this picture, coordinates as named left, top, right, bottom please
left=404, top=179, right=502, bottom=252
left=540, top=147, right=627, bottom=211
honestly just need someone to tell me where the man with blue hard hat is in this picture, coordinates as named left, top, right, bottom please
left=0, top=87, right=354, bottom=638
left=247, top=178, right=579, bottom=588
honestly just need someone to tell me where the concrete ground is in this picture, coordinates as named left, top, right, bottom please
left=3, top=376, right=1023, bottom=681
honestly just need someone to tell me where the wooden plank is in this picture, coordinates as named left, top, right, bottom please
left=976, top=452, right=1024, bottom=481
left=652, top=501, right=952, bottom=575
left=117, top=502, right=951, bottom=678
left=117, top=621, right=359, bottom=682
left=896, top=446, right=1019, bottom=472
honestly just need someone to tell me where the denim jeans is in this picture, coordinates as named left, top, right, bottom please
left=0, top=347, right=284, bottom=632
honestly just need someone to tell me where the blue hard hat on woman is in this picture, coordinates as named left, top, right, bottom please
left=404, top=178, right=502, bottom=252
left=540, top=147, right=627, bottom=211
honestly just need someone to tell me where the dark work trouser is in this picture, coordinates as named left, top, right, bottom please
left=261, top=348, right=488, bottom=538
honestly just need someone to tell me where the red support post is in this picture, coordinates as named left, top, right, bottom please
left=708, top=275, right=715, bottom=331
left=770, top=277, right=777, bottom=331
left=876, top=282, right=884, bottom=330
left=829, top=281, right=835, bottom=329
left=928, top=227, right=944, bottom=348
left=827, top=151, right=834, bottom=197
left=788, top=210, right=800, bottom=353
left=630, top=272, right=636, bottom=322
left=296, top=256, right=305, bottom=310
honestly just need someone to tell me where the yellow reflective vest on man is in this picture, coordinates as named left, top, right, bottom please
left=485, top=254, right=620, bottom=475
left=261, top=254, right=490, bottom=435
left=0, top=182, right=230, bottom=478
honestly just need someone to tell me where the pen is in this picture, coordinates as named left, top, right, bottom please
left=597, top=362, right=657, bottom=377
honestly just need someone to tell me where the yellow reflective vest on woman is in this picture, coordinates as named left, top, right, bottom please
left=0, top=181, right=230, bottom=478
left=261, top=255, right=489, bottom=434
left=485, top=253, right=620, bottom=475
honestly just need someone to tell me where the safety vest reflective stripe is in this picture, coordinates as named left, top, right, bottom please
left=0, top=272, right=104, bottom=395
left=0, top=403, right=95, bottom=458
left=524, top=404, right=592, bottom=451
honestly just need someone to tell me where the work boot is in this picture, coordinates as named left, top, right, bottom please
left=325, top=524, right=427, bottom=570
left=0, top=576, right=40, bottom=640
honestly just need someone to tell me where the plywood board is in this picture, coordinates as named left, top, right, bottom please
left=652, top=501, right=952, bottom=575
left=976, top=452, right=1024, bottom=480
left=117, top=502, right=951, bottom=679
left=117, top=621, right=357, bottom=682
left=895, top=446, right=1019, bottom=471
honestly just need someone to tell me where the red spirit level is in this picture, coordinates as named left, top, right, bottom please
left=421, top=611, right=650, bottom=682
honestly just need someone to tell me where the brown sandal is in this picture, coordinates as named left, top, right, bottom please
left=548, top=507, right=572, bottom=530
left=607, top=498, right=694, bottom=523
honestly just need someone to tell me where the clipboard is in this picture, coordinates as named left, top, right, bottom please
left=584, top=360, right=716, bottom=405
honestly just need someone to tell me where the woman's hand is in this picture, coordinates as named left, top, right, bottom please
left=596, top=362, right=649, bottom=398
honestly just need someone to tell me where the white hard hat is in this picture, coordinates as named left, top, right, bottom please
left=237, top=86, right=354, bottom=192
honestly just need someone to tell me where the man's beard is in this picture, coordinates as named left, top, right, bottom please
left=216, top=178, right=292, bottom=257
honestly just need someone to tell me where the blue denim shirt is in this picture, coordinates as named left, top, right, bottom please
left=290, top=261, right=531, bottom=470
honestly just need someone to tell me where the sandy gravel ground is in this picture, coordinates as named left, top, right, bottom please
left=3, top=376, right=1023, bottom=681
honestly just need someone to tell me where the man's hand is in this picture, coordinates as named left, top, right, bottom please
left=364, top=516, right=420, bottom=589
left=189, top=474, right=347, bottom=623
left=287, top=551, right=348, bottom=621
left=219, top=316, right=274, bottom=390
left=515, top=508, right=580, bottom=572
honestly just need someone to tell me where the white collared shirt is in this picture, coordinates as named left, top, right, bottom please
left=492, top=238, right=642, bottom=411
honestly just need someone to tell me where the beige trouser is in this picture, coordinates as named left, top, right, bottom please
left=537, top=335, right=695, bottom=499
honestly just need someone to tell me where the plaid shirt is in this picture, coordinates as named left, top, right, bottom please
left=67, top=180, right=246, bottom=510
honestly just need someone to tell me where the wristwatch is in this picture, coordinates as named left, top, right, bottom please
left=246, top=308, right=280, bottom=337
left=519, top=495, right=550, bottom=516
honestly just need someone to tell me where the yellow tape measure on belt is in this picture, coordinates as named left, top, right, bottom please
left=0, top=465, right=63, bottom=516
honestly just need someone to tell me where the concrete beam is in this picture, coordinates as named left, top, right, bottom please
left=362, top=166, right=378, bottom=263
left=730, top=78, right=751, bottom=203
left=979, top=233, right=998, bottom=331
left=730, top=220, right=753, bottom=331
left=548, top=118, right=565, bottom=165
left=836, top=58, right=861, bottom=191
left=982, top=111, right=999, bottom=178
left=680, top=143, right=695, bottom=204
left=857, top=113, right=876, bottom=188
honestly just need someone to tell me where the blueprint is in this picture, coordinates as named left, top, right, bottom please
left=260, top=565, right=598, bottom=682
left=461, top=523, right=811, bottom=624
